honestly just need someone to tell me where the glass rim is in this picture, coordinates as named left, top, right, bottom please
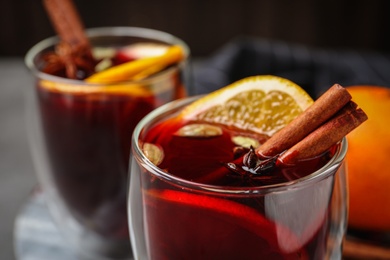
left=24, top=26, right=190, bottom=86
left=131, top=95, right=348, bottom=195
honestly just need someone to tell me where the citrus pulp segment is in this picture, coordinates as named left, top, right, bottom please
left=180, top=75, right=313, bottom=136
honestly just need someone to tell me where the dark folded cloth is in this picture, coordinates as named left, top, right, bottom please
left=192, top=37, right=390, bottom=97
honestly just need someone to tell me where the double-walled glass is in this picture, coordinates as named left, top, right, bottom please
left=25, top=27, right=189, bottom=259
left=129, top=96, right=348, bottom=260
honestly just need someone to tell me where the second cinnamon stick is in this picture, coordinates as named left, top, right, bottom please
left=43, top=0, right=89, bottom=50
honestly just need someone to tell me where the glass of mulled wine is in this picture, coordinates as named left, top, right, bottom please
left=25, top=27, right=189, bottom=259
left=128, top=96, right=348, bottom=260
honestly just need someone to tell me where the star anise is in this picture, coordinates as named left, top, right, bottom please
left=41, top=42, right=97, bottom=80
left=224, top=146, right=278, bottom=180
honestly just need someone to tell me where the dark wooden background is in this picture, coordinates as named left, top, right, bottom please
left=1, top=0, right=390, bottom=57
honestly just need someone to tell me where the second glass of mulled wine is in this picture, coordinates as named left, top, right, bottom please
left=25, top=27, right=189, bottom=259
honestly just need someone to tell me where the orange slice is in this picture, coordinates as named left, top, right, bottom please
left=85, top=45, right=185, bottom=84
left=180, top=75, right=313, bottom=136
left=39, top=79, right=152, bottom=97
left=145, top=189, right=307, bottom=257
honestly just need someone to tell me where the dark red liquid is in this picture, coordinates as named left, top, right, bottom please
left=138, top=117, right=338, bottom=259
left=143, top=118, right=335, bottom=186
left=37, top=77, right=184, bottom=239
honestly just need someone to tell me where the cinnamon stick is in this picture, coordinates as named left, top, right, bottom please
left=220, top=84, right=367, bottom=182
left=343, top=237, right=390, bottom=259
left=42, top=0, right=96, bottom=79
left=277, top=105, right=367, bottom=165
left=257, top=84, right=352, bottom=158
left=255, top=84, right=368, bottom=166
left=43, top=0, right=90, bottom=50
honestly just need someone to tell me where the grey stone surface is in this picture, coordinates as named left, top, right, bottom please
left=0, top=58, right=38, bottom=260
left=14, top=192, right=76, bottom=260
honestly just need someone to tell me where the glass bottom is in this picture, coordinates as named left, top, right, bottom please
left=14, top=189, right=133, bottom=260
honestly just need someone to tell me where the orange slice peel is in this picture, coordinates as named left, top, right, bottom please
left=85, top=45, right=185, bottom=84
left=38, top=79, right=152, bottom=97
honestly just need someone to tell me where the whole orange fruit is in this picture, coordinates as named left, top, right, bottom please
left=346, top=85, right=390, bottom=231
